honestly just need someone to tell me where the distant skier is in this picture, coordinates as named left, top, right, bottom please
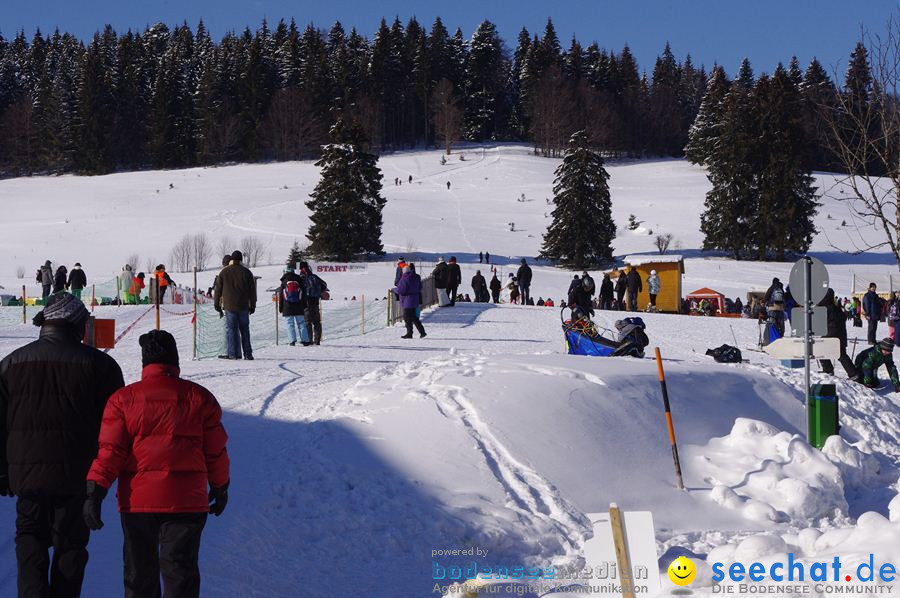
left=447, top=256, right=462, bottom=307
left=53, top=265, right=68, bottom=294
left=37, top=260, right=53, bottom=298
left=626, top=265, right=642, bottom=311
left=471, top=270, right=488, bottom=303
left=614, top=270, right=627, bottom=311
left=408, top=175, right=412, bottom=184
left=599, top=273, right=614, bottom=310
left=67, top=263, right=87, bottom=299
left=446, top=181, right=451, bottom=190
left=489, top=273, right=502, bottom=304
left=854, top=338, right=900, bottom=391
left=394, top=264, right=427, bottom=339
left=516, top=259, right=533, bottom=305
left=647, top=270, right=661, bottom=311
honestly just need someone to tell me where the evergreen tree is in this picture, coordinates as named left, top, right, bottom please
left=685, top=66, right=730, bottom=165
left=306, top=118, right=385, bottom=259
left=799, top=58, right=836, bottom=170
left=648, top=42, right=683, bottom=155
left=464, top=20, right=504, bottom=140
left=286, top=240, right=304, bottom=268
left=540, top=130, right=615, bottom=268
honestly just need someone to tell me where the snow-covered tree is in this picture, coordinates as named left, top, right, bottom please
left=540, top=130, right=615, bottom=267
left=685, top=66, right=730, bottom=165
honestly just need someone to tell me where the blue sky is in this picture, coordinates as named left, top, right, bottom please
left=2, top=0, right=896, bottom=76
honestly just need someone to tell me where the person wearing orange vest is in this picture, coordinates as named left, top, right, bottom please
left=153, top=265, right=175, bottom=304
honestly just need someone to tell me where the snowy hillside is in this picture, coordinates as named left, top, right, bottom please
left=0, top=147, right=899, bottom=597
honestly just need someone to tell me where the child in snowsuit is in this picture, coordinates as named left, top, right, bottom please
left=854, top=338, right=900, bottom=392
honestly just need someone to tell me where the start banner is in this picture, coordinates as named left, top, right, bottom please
left=311, top=263, right=369, bottom=274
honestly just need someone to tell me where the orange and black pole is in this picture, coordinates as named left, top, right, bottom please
left=655, top=347, right=685, bottom=490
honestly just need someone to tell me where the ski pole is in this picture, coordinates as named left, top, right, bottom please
left=654, top=347, right=685, bottom=490
left=730, top=324, right=739, bottom=347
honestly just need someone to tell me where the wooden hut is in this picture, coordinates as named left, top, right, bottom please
left=616, top=255, right=685, bottom=313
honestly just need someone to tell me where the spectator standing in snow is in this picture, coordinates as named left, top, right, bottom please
left=130, top=273, right=146, bottom=305
left=153, top=265, right=175, bottom=305
left=393, top=257, right=407, bottom=288
left=489, top=273, right=502, bottom=304
left=599, top=274, right=614, bottom=310
left=68, top=263, right=87, bottom=299
left=890, top=292, right=900, bottom=346
left=0, top=293, right=124, bottom=597
left=432, top=257, right=450, bottom=306
left=121, top=264, right=134, bottom=302
left=818, top=288, right=857, bottom=379
left=447, top=257, right=462, bottom=307
left=37, top=261, right=53, bottom=298
left=53, top=265, right=68, bottom=294
left=581, top=271, right=595, bottom=299
left=471, top=270, right=488, bottom=303
left=478, top=252, right=483, bottom=264
left=647, top=270, right=661, bottom=310
left=516, top=259, right=533, bottom=306
left=446, top=181, right=451, bottom=190
left=614, top=270, right=627, bottom=311
left=626, top=265, right=642, bottom=311
left=85, top=330, right=229, bottom=598
left=854, top=338, right=900, bottom=391
left=279, top=266, right=309, bottom=346
left=764, top=277, right=786, bottom=338
left=863, top=282, right=884, bottom=345
left=214, top=251, right=257, bottom=360
left=299, top=261, right=328, bottom=345
left=485, top=252, right=490, bottom=264
left=394, top=264, right=427, bottom=339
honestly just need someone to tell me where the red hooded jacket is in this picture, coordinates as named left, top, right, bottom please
left=87, top=364, right=230, bottom=513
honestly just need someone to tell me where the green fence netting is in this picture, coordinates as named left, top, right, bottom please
left=195, top=299, right=389, bottom=359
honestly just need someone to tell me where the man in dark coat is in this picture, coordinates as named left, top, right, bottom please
left=626, top=266, right=642, bottom=311
left=568, top=277, right=594, bottom=320
left=67, top=264, right=87, bottom=299
left=614, top=272, right=627, bottom=311
left=863, top=282, right=883, bottom=345
left=299, top=261, right=328, bottom=345
left=516, top=259, right=533, bottom=306
left=471, top=271, right=488, bottom=303
left=214, top=250, right=257, bottom=360
left=818, top=288, right=858, bottom=379
left=489, top=273, right=502, bottom=304
left=53, top=266, right=68, bottom=294
left=447, top=256, right=462, bottom=307
left=432, top=258, right=450, bottom=305
left=0, top=292, right=124, bottom=597
left=38, top=261, right=53, bottom=298
left=599, top=274, right=614, bottom=310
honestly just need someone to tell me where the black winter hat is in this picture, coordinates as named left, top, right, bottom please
left=139, top=330, right=179, bottom=367
left=879, top=338, right=894, bottom=352
left=33, top=292, right=90, bottom=327
left=231, top=250, right=243, bottom=262
left=222, top=255, right=232, bottom=266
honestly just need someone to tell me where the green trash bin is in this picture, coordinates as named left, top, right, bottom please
left=808, top=383, right=839, bottom=449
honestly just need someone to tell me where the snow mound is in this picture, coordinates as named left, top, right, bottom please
left=686, top=418, right=848, bottom=524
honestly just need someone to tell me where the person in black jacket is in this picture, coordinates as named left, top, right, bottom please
left=0, top=292, right=124, bottom=597
left=599, top=274, right=614, bottom=310
left=863, top=282, right=883, bottom=345
left=447, top=257, right=462, bottom=307
left=614, top=271, right=627, bottom=311
left=568, top=277, right=595, bottom=320
left=67, top=263, right=87, bottom=299
left=471, top=271, right=488, bottom=303
left=489, top=273, right=502, bottom=304
left=626, top=266, right=642, bottom=311
left=278, top=266, right=309, bottom=346
left=298, top=261, right=328, bottom=345
left=516, top=259, right=533, bottom=306
left=432, top=258, right=450, bottom=305
left=53, top=265, right=68, bottom=294
left=818, top=288, right=858, bottom=379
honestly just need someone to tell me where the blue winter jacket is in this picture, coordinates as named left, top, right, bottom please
left=864, top=290, right=883, bottom=319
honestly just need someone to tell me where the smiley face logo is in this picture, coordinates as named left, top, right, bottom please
left=667, top=556, right=696, bottom=586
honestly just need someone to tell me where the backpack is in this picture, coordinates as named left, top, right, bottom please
left=305, top=274, right=327, bottom=299
left=771, top=288, right=784, bottom=304
left=706, top=344, right=743, bottom=364
left=283, top=280, right=301, bottom=304
left=890, top=301, right=900, bottom=323
left=582, top=275, right=595, bottom=294
left=35, top=269, right=42, bottom=283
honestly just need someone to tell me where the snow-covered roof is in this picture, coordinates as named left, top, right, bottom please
left=622, top=254, right=684, bottom=266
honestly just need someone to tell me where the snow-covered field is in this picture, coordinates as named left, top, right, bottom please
left=0, top=147, right=898, bottom=597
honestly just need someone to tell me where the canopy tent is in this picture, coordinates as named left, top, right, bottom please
left=686, top=287, right=726, bottom=316
left=851, top=273, right=900, bottom=299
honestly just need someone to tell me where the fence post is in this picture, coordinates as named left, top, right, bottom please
left=274, top=295, right=279, bottom=346
left=387, top=289, right=392, bottom=326
left=192, top=267, right=198, bottom=360
left=116, top=276, right=121, bottom=307
left=361, top=294, right=365, bottom=334
left=91, top=284, right=95, bottom=312
left=22, top=285, right=26, bottom=324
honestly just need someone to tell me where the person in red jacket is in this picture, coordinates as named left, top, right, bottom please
left=83, top=330, right=230, bottom=598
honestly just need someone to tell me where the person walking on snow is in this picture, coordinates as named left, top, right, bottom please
left=214, top=251, right=257, bottom=360
left=818, top=288, right=858, bottom=379
left=478, top=252, right=483, bottom=264
left=84, top=330, right=230, bottom=598
left=471, top=270, right=488, bottom=303
left=432, top=257, right=450, bottom=306
left=446, top=181, right=451, bottom=190
left=0, top=293, right=125, bottom=597
left=394, top=264, right=427, bottom=339
left=854, top=338, right=900, bottom=391
left=299, top=261, right=328, bottom=345
left=516, top=259, right=533, bottom=306
left=614, top=270, right=627, bottom=311
left=37, top=261, right=53, bottom=298
left=647, top=270, right=661, bottom=310
left=447, top=257, right=462, bottom=307
left=863, top=282, right=884, bottom=345
left=153, top=265, right=175, bottom=305
left=489, top=273, right=502, bottom=304
left=626, top=265, right=642, bottom=311
left=68, top=263, right=87, bottom=300
left=53, top=265, right=68, bottom=294
left=599, top=273, right=614, bottom=310
left=279, top=266, right=310, bottom=346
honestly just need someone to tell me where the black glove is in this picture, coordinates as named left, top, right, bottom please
left=209, top=481, right=229, bottom=517
left=894, top=385, right=900, bottom=393
left=0, top=474, right=12, bottom=497
left=249, top=307, right=255, bottom=315
left=216, top=307, right=224, bottom=319
left=83, top=481, right=108, bottom=531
